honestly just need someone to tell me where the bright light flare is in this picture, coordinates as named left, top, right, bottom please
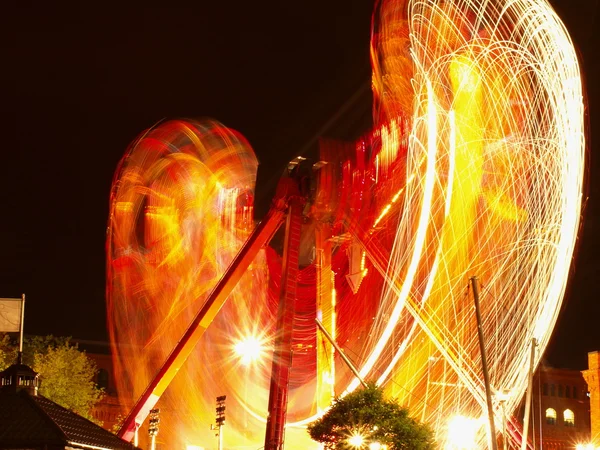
left=234, top=335, right=264, bottom=365
left=348, top=432, right=365, bottom=448
left=446, top=416, right=483, bottom=450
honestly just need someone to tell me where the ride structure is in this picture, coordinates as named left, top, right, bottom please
left=106, top=0, right=585, bottom=448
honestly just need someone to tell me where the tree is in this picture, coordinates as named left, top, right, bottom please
left=0, top=334, right=104, bottom=422
left=308, top=384, right=435, bottom=450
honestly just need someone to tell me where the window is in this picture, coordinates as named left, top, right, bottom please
left=543, top=383, right=549, bottom=396
left=565, top=386, right=571, bottom=398
left=558, top=385, right=564, bottom=397
left=573, top=386, right=578, bottom=399
left=97, top=368, right=109, bottom=390
left=546, top=408, right=557, bottom=425
left=564, top=409, right=574, bottom=427
left=550, top=384, right=556, bottom=396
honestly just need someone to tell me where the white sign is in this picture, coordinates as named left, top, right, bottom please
left=0, top=298, right=23, bottom=332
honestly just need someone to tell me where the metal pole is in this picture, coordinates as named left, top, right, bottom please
left=18, top=294, right=25, bottom=364
left=471, top=276, right=498, bottom=450
left=315, top=318, right=368, bottom=388
left=520, top=338, right=537, bottom=450
left=501, top=400, right=507, bottom=450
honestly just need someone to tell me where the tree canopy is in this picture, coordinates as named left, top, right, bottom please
left=308, top=384, right=435, bottom=449
left=0, top=334, right=104, bottom=422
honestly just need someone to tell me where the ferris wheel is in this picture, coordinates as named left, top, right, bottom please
left=106, top=0, right=585, bottom=448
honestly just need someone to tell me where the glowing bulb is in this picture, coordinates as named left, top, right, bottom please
left=348, top=432, right=365, bottom=448
left=234, top=336, right=263, bottom=365
left=446, top=415, right=481, bottom=449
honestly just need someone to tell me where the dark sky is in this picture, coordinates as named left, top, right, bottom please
left=2, top=1, right=598, bottom=369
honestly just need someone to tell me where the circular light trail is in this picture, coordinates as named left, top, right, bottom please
left=107, top=0, right=585, bottom=447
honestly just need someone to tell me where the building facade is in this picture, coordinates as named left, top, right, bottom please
left=582, top=351, right=600, bottom=446
left=516, top=364, right=591, bottom=449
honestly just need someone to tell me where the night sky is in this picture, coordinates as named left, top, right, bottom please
left=2, top=1, right=598, bottom=369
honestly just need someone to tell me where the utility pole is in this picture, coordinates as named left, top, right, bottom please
left=521, top=338, right=537, bottom=450
left=215, top=395, right=226, bottom=450
left=148, top=408, right=160, bottom=450
left=471, top=276, right=498, bottom=450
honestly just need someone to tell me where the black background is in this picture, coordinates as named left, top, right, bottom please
left=2, top=0, right=598, bottom=369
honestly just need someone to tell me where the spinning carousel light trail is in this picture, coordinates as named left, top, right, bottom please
left=106, top=0, right=584, bottom=448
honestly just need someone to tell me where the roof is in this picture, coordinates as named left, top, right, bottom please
left=0, top=388, right=139, bottom=450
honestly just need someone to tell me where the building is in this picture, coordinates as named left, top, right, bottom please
left=0, top=362, right=139, bottom=450
left=516, top=363, right=591, bottom=449
left=87, top=351, right=133, bottom=433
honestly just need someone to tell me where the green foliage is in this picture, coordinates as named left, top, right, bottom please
left=0, top=334, right=15, bottom=371
left=34, top=344, right=104, bottom=421
left=0, top=334, right=70, bottom=370
left=0, top=334, right=104, bottom=423
left=308, top=384, right=436, bottom=450
left=111, top=413, right=126, bottom=434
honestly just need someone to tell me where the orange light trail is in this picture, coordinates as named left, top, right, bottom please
left=106, top=0, right=585, bottom=448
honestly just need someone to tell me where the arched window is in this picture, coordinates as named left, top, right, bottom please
left=558, top=385, right=564, bottom=397
left=550, top=384, right=556, bottom=396
left=543, top=383, right=549, bottom=396
left=97, top=368, right=109, bottom=390
left=546, top=408, right=557, bottom=425
left=564, top=409, right=575, bottom=427
left=565, top=386, right=571, bottom=398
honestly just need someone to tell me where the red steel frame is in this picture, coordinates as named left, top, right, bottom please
left=263, top=196, right=304, bottom=450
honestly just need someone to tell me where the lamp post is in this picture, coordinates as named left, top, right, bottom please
left=148, top=408, right=160, bottom=450
left=215, top=395, right=226, bottom=450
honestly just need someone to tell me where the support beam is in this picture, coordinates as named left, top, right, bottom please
left=264, top=197, right=304, bottom=450
left=471, top=276, right=498, bottom=450
left=316, top=318, right=368, bottom=389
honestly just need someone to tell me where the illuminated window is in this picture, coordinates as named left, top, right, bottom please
left=564, top=409, right=574, bottom=427
left=546, top=408, right=557, bottom=425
